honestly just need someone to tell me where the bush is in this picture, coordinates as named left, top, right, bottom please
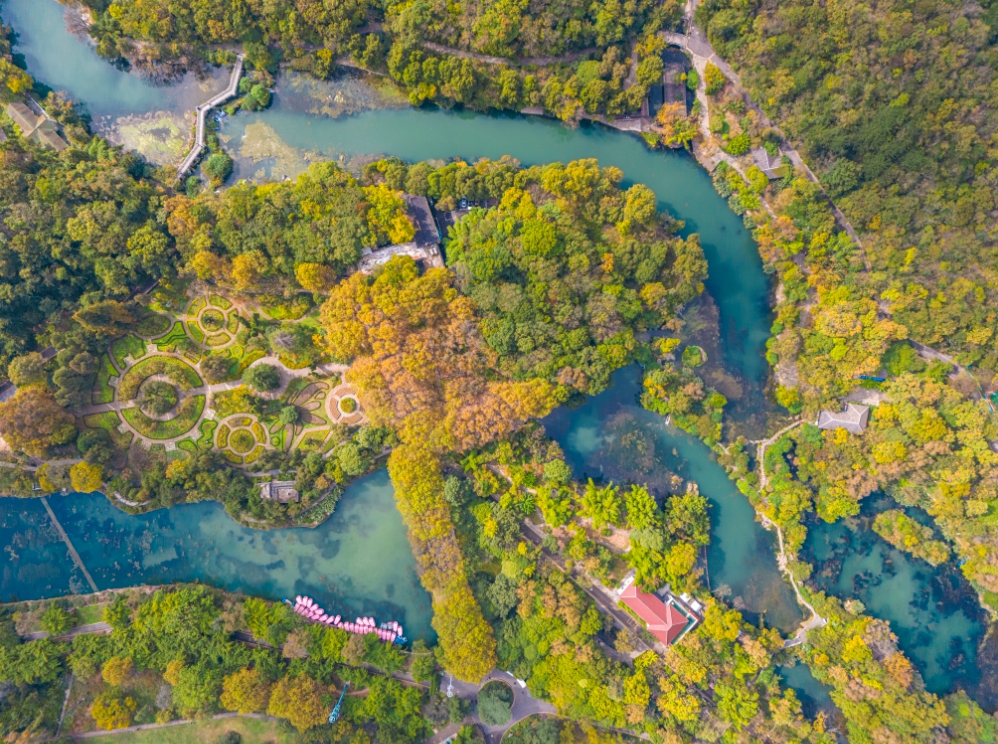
left=40, top=605, right=73, bottom=636
left=201, top=355, right=232, bottom=383
left=704, top=62, right=725, bottom=94
left=476, top=681, right=513, bottom=726
left=724, top=132, right=751, bottom=156
left=204, top=152, right=234, bottom=184
left=244, top=363, right=281, bottom=392
left=339, top=397, right=357, bottom=413
left=141, top=381, right=178, bottom=415
left=101, top=656, right=133, bottom=686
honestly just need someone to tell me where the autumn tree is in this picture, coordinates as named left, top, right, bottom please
left=220, top=667, right=271, bottom=714
left=362, top=183, right=415, bottom=246
left=101, top=657, right=134, bottom=687
left=266, top=675, right=328, bottom=732
left=70, top=462, right=104, bottom=493
left=91, top=693, right=137, bottom=731
left=321, top=255, right=557, bottom=451
left=73, top=300, right=135, bottom=336
left=0, top=387, right=76, bottom=456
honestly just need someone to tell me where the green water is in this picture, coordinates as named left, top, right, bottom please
left=5, top=0, right=228, bottom=119
left=543, top=365, right=804, bottom=633
left=0, top=471, right=435, bottom=640
left=803, top=495, right=993, bottom=705
left=777, top=664, right=836, bottom=721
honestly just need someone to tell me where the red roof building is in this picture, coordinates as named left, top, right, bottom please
left=620, top=584, right=693, bottom=646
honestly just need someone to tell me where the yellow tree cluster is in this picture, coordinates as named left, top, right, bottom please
left=320, top=255, right=558, bottom=451
left=388, top=444, right=497, bottom=682
left=0, top=387, right=76, bottom=456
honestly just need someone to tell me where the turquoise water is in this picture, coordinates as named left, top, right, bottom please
left=10, top=0, right=994, bottom=710
left=803, top=495, right=991, bottom=704
left=777, top=664, right=836, bottom=720
left=543, top=365, right=804, bottom=633
left=0, top=471, right=435, bottom=640
left=5, top=0, right=228, bottom=118
left=8, top=0, right=773, bottom=414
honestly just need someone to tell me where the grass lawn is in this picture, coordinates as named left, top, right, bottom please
left=83, top=716, right=291, bottom=744
left=118, top=357, right=203, bottom=400
left=122, top=396, right=204, bottom=440
left=93, top=353, right=116, bottom=404
left=111, top=335, right=147, bottom=371
left=209, top=293, right=233, bottom=310
left=155, top=324, right=190, bottom=352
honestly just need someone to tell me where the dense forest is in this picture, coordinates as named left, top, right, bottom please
left=697, top=0, right=998, bottom=375
left=74, top=0, right=675, bottom=119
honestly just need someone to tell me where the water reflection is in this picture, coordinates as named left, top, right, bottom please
left=544, top=365, right=803, bottom=633
left=0, top=471, right=434, bottom=641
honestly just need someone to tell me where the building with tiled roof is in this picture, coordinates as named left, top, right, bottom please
left=5, top=101, right=69, bottom=151
left=620, top=581, right=699, bottom=647
left=815, top=403, right=870, bottom=434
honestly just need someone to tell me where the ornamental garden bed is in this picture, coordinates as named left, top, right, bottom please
left=135, top=313, right=171, bottom=338
left=118, top=357, right=202, bottom=401
left=122, top=395, right=205, bottom=440
left=110, top=334, right=147, bottom=371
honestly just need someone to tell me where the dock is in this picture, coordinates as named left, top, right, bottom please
left=176, top=54, right=245, bottom=179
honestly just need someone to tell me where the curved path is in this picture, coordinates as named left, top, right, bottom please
left=176, top=54, right=245, bottom=178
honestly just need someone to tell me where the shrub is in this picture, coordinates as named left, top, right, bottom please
left=204, top=152, right=234, bottom=184
left=229, top=429, right=255, bottom=454
left=201, top=355, right=232, bottom=383
left=339, top=397, right=357, bottom=413
left=40, top=605, right=73, bottom=636
left=704, top=62, right=725, bottom=94
left=141, top=381, right=178, bottom=415
left=244, top=363, right=281, bottom=391
left=101, top=656, right=133, bottom=686
left=477, top=681, right=513, bottom=726
left=91, top=693, right=137, bottom=730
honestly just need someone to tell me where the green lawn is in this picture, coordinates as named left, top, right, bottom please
left=83, top=716, right=291, bottom=744
left=122, top=396, right=205, bottom=440
left=118, top=357, right=203, bottom=400
left=93, top=353, right=116, bottom=404
left=111, top=335, right=147, bottom=371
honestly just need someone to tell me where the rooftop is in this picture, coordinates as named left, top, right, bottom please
left=816, top=403, right=870, bottom=434
left=620, top=582, right=697, bottom=646
left=404, top=194, right=441, bottom=248
left=260, top=480, right=299, bottom=503
left=751, top=147, right=786, bottom=179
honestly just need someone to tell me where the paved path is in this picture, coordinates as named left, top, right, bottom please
left=23, top=622, right=111, bottom=642
left=753, top=419, right=803, bottom=490
left=176, top=55, right=245, bottom=178
left=72, top=712, right=275, bottom=739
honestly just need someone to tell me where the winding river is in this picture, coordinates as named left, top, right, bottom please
left=1, top=0, right=994, bottom=706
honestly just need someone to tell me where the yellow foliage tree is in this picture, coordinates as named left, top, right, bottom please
left=266, top=675, right=328, bottom=732
left=0, top=387, right=76, bottom=456
left=0, top=58, right=33, bottom=102
left=70, top=462, right=104, bottom=493
left=362, top=183, right=415, bottom=246
left=163, top=659, right=184, bottom=686
left=294, top=262, right=336, bottom=293
left=91, top=693, right=137, bottom=730
left=231, top=251, right=269, bottom=292
left=101, top=657, right=133, bottom=686
left=189, top=250, right=232, bottom=282
left=220, top=667, right=271, bottom=714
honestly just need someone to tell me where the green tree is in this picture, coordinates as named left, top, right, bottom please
left=477, top=681, right=513, bottom=726
left=39, top=605, right=73, bottom=637
left=244, top=364, right=281, bottom=392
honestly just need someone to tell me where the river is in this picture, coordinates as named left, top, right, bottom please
left=2, top=0, right=993, bottom=706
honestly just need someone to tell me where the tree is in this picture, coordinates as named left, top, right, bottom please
left=91, top=693, right=137, bottom=730
left=0, top=387, right=76, bottom=456
left=7, top=352, right=47, bottom=386
left=0, top=639, right=62, bottom=685
left=266, top=675, right=328, bottom=732
left=102, top=657, right=134, bottom=686
left=244, top=363, right=281, bottom=392
left=220, top=667, right=271, bottom=714
left=204, top=152, right=234, bottom=184
left=362, top=183, right=415, bottom=245
left=40, top=605, right=73, bottom=637
left=201, top=355, right=231, bottom=383
left=73, top=300, right=135, bottom=335
left=279, top=405, right=299, bottom=426
left=580, top=480, right=622, bottom=528
left=0, top=58, right=33, bottom=103
left=704, top=62, right=724, bottom=94
left=477, top=681, right=513, bottom=726
left=294, top=262, right=336, bottom=293
left=70, top=462, right=105, bottom=493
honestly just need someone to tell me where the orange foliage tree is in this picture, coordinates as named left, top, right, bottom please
left=320, top=255, right=558, bottom=451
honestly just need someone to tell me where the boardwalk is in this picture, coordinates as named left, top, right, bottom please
left=176, top=55, right=245, bottom=178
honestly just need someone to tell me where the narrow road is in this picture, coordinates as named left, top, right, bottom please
left=23, top=622, right=111, bottom=642
left=176, top=55, right=245, bottom=178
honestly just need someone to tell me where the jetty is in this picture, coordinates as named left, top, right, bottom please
left=176, top=54, right=245, bottom=179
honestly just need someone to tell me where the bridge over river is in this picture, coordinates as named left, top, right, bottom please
left=176, top=54, right=245, bottom=178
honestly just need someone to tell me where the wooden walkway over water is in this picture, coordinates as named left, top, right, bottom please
left=176, top=55, right=245, bottom=179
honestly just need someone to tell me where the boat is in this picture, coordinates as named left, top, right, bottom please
left=285, top=596, right=407, bottom=644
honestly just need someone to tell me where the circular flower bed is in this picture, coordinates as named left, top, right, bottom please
left=201, top=309, right=225, bottom=332
left=122, top=395, right=205, bottom=440
left=229, top=429, right=256, bottom=454
left=339, top=397, right=357, bottom=414
left=140, top=381, right=178, bottom=415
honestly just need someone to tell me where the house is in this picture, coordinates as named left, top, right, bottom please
left=620, top=578, right=700, bottom=647
left=358, top=193, right=444, bottom=273
left=259, top=480, right=300, bottom=503
left=751, top=147, right=786, bottom=179
left=5, top=101, right=69, bottom=151
left=815, top=403, right=870, bottom=434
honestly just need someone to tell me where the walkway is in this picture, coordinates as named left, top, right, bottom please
left=40, top=496, right=99, bottom=593
left=23, top=621, right=111, bottom=642
left=176, top=55, right=245, bottom=178
left=752, top=419, right=803, bottom=490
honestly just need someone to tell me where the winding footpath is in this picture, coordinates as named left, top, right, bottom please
left=176, top=54, right=245, bottom=178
